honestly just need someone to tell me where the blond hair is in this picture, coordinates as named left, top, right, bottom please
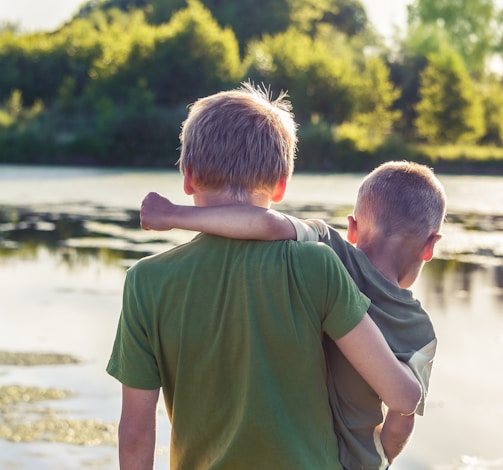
left=178, top=83, right=297, bottom=201
left=354, top=161, right=446, bottom=239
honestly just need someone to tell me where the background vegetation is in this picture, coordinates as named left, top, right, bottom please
left=1, top=0, right=502, bottom=172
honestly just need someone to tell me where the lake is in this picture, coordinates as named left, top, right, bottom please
left=0, top=165, right=502, bottom=469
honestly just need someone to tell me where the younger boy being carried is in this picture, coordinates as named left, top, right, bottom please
left=140, top=160, right=446, bottom=469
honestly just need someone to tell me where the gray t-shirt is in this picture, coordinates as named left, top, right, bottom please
left=286, top=217, right=437, bottom=470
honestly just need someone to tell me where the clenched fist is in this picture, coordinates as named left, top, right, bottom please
left=140, top=192, right=176, bottom=231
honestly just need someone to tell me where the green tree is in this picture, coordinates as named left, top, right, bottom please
left=496, top=9, right=503, bottom=54
left=246, top=27, right=357, bottom=124
left=147, top=0, right=185, bottom=24
left=288, top=0, right=368, bottom=37
left=407, top=0, right=499, bottom=73
left=480, top=76, right=503, bottom=144
left=333, top=56, right=400, bottom=159
left=0, top=13, right=105, bottom=105
left=147, top=0, right=369, bottom=52
left=75, top=0, right=148, bottom=17
left=390, top=24, right=452, bottom=137
left=0, top=32, right=65, bottom=105
left=145, top=0, right=242, bottom=105
left=415, top=50, right=485, bottom=144
left=81, top=1, right=242, bottom=105
left=389, top=54, right=427, bottom=138
left=84, top=9, right=158, bottom=101
left=353, top=57, right=400, bottom=139
left=147, top=0, right=290, bottom=52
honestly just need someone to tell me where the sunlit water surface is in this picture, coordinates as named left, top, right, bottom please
left=0, top=165, right=502, bottom=469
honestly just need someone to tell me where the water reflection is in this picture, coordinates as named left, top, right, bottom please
left=2, top=202, right=502, bottom=307
left=1, top=196, right=502, bottom=470
left=495, top=265, right=503, bottom=292
left=0, top=204, right=152, bottom=267
left=419, top=259, right=486, bottom=314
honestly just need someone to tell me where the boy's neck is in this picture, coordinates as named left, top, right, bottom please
left=357, top=236, right=423, bottom=289
left=193, top=189, right=272, bottom=209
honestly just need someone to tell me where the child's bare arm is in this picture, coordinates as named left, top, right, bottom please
left=379, top=410, right=415, bottom=464
left=140, top=191, right=296, bottom=240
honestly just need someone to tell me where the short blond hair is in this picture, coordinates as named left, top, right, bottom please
left=178, top=83, right=297, bottom=201
left=354, top=161, right=446, bottom=239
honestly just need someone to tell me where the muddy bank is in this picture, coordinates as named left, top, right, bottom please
left=0, top=352, right=117, bottom=447
left=0, top=351, right=80, bottom=366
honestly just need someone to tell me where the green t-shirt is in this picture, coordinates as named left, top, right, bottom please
left=107, top=234, right=370, bottom=470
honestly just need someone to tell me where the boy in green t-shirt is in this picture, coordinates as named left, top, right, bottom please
left=108, top=83, right=421, bottom=470
left=140, top=160, right=445, bottom=468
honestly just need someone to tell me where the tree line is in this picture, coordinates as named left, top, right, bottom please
left=0, top=0, right=502, bottom=172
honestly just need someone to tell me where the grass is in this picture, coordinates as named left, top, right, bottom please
left=415, top=144, right=503, bottom=162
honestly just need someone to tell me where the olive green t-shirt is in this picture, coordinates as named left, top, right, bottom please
left=107, top=234, right=370, bottom=470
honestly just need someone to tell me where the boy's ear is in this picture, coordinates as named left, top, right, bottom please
left=183, top=170, right=195, bottom=196
left=422, top=233, right=442, bottom=262
left=271, top=178, right=288, bottom=203
left=347, top=215, right=358, bottom=244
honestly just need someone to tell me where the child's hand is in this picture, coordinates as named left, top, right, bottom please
left=140, top=192, right=176, bottom=231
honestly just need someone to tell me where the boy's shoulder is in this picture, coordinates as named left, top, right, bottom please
left=284, top=215, right=331, bottom=242
left=128, top=237, right=198, bottom=277
left=289, top=239, right=353, bottom=282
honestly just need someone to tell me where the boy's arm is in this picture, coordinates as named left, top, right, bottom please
left=335, top=314, right=422, bottom=417
left=378, top=410, right=415, bottom=464
left=119, top=385, right=160, bottom=470
left=375, top=338, right=435, bottom=463
left=140, top=191, right=296, bottom=240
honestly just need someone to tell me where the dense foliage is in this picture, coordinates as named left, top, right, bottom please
left=0, top=0, right=502, bottom=171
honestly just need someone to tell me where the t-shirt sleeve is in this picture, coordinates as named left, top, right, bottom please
left=106, top=267, right=162, bottom=389
left=283, top=214, right=331, bottom=242
left=284, top=216, right=358, bottom=276
left=407, top=338, right=437, bottom=415
left=297, top=242, right=370, bottom=341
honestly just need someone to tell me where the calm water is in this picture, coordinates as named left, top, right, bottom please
left=0, top=165, right=502, bottom=469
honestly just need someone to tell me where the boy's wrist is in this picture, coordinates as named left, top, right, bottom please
left=166, top=204, right=183, bottom=226
left=169, top=204, right=202, bottom=231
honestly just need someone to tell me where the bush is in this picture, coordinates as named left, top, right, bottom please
left=296, top=119, right=337, bottom=171
left=297, top=119, right=380, bottom=173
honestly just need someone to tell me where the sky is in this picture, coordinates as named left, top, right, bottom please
left=0, top=0, right=410, bottom=39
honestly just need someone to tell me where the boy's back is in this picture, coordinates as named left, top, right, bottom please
left=321, top=227, right=436, bottom=469
left=108, top=234, right=371, bottom=469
